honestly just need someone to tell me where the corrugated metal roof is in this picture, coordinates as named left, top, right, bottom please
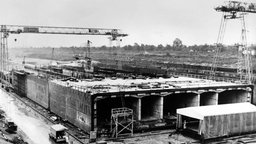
left=177, top=103, right=256, bottom=120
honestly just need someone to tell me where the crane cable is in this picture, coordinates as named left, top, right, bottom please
left=210, top=12, right=228, bottom=79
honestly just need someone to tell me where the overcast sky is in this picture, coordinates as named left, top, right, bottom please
left=1, top=0, right=256, bottom=47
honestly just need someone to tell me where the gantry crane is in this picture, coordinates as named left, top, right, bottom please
left=0, top=25, right=128, bottom=84
left=210, top=1, right=256, bottom=84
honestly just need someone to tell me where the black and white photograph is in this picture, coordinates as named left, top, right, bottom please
left=0, top=0, right=256, bottom=143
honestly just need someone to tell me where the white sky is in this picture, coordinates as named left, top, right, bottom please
left=1, top=0, right=256, bottom=47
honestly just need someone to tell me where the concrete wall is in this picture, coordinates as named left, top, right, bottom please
left=49, top=82, right=67, bottom=119
left=141, top=96, right=162, bottom=120
left=183, top=93, right=199, bottom=107
left=12, top=71, right=27, bottom=97
left=26, top=75, right=49, bottom=109
left=49, top=81, right=91, bottom=132
left=66, top=88, right=91, bottom=131
left=218, top=90, right=249, bottom=104
left=200, top=92, right=218, bottom=106
left=163, top=92, right=199, bottom=119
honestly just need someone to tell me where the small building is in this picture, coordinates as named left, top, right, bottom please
left=177, top=103, right=256, bottom=140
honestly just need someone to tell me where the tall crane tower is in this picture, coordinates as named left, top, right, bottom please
left=0, top=25, right=128, bottom=84
left=108, top=33, right=123, bottom=70
left=210, top=1, right=256, bottom=84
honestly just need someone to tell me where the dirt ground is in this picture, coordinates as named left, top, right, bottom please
left=105, top=130, right=198, bottom=144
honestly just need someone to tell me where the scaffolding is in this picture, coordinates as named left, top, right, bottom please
left=110, top=107, right=133, bottom=138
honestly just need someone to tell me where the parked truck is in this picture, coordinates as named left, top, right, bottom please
left=49, top=124, right=67, bottom=143
left=4, top=118, right=18, bottom=133
left=5, top=121, right=18, bottom=133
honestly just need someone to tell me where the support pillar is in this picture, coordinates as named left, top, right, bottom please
left=93, top=101, right=97, bottom=131
left=215, top=92, right=219, bottom=105
left=248, top=92, right=252, bottom=103
left=176, top=114, right=182, bottom=129
left=197, top=94, right=200, bottom=106
left=160, top=96, right=163, bottom=119
left=137, top=98, right=141, bottom=121
left=90, top=100, right=97, bottom=142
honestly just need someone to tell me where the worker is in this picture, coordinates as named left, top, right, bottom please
left=64, top=135, right=72, bottom=144
left=183, top=120, right=187, bottom=129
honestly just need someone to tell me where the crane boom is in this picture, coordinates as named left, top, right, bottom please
left=0, top=25, right=128, bottom=40
left=0, top=24, right=128, bottom=86
left=215, top=1, right=256, bottom=13
left=215, top=1, right=256, bottom=14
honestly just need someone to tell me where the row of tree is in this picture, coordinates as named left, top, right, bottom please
left=20, top=37, right=255, bottom=55
left=93, top=38, right=256, bottom=54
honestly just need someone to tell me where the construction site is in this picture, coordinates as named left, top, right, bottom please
left=0, top=1, right=256, bottom=144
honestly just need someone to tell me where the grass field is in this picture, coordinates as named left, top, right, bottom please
left=8, top=45, right=256, bottom=70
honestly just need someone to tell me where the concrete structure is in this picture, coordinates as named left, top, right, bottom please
left=11, top=71, right=254, bottom=137
left=51, top=76, right=253, bottom=135
left=177, top=103, right=256, bottom=139
left=12, top=71, right=27, bottom=97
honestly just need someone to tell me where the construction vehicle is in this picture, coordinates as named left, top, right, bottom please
left=4, top=119, right=17, bottom=133
left=49, top=124, right=67, bottom=143
left=5, top=122, right=17, bottom=133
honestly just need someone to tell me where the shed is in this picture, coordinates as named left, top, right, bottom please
left=176, top=103, right=256, bottom=139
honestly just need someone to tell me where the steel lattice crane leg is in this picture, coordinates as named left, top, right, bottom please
left=0, top=25, right=10, bottom=84
left=238, top=13, right=253, bottom=84
left=211, top=1, right=255, bottom=84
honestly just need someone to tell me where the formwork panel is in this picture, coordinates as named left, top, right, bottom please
left=26, top=75, right=49, bottom=109
left=66, top=94, right=77, bottom=108
left=50, top=100, right=66, bottom=118
left=77, top=91, right=91, bottom=114
left=66, top=88, right=91, bottom=116
left=76, top=111, right=91, bottom=132
left=49, top=82, right=67, bottom=119
left=49, top=81, right=91, bottom=132
left=66, top=106, right=77, bottom=124
left=13, top=71, right=27, bottom=97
